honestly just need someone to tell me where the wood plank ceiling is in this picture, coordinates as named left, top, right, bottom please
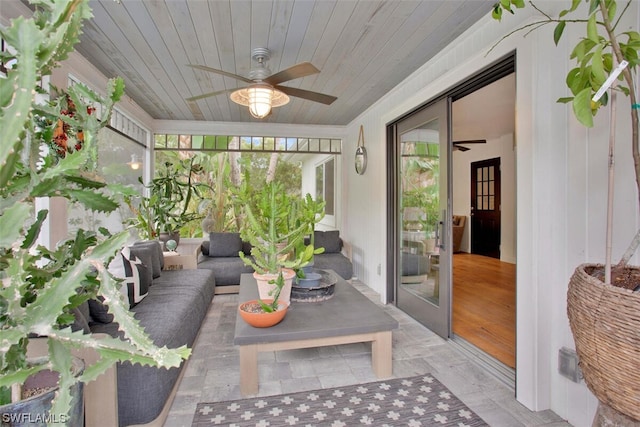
left=76, top=1, right=493, bottom=125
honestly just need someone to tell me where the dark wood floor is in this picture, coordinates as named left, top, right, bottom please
left=452, top=253, right=516, bottom=368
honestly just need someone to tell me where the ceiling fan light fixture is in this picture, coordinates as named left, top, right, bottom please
left=230, top=83, right=290, bottom=119
left=127, top=154, right=142, bottom=170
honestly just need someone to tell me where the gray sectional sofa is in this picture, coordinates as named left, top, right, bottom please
left=198, top=230, right=353, bottom=293
left=73, top=240, right=216, bottom=427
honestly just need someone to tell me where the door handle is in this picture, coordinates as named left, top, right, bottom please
left=438, top=220, right=445, bottom=250
left=438, top=209, right=446, bottom=250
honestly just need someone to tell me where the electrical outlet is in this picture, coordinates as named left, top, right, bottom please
left=377, top=263, right=381, bottom=275
left=558, top=347, right=582, bottom=383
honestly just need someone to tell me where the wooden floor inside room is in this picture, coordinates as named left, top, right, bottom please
left=452, top=253, right=516, bottom=368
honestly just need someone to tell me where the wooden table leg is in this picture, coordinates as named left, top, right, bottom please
left=371, top=331, right=393, bottom=378
left=239, top=344, right=259, bottom=396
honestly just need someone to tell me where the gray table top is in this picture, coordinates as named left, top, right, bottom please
left=234, top=271, right=399, bottom=345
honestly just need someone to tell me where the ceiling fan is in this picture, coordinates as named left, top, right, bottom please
left=453, top=139, right=486, bottom=152
left=186, top=48, right=337, bottom=118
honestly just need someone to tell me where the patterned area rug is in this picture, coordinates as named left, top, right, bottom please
left=192, top=374, right=488, bottom=426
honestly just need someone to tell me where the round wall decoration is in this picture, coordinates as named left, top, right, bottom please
left=355, top=125, right=367, bottom=175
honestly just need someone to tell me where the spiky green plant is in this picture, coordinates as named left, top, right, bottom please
left=236, top=180, right=311, bottom=275
left=0, top=0, right=189, bottom=420
left=125, top=157, right=206, bottom=239
left=291, top=194, right=326, bottom=278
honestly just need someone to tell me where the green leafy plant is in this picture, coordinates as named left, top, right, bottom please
left=290, top=194, right=326, bottom=277
left=0, top=0, right=189, bottom=418
left=126, top=157, right=206, bottom=239
left=493, top=0, right=640, bottom=283
left=235, top=180, right=312, bottom=275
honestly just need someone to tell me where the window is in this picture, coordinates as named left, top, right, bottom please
left=67, top=127, right=145, bottom=234
left=154, top=134, right=341, bottom=154
left=316, top=157, right=335, bottom=216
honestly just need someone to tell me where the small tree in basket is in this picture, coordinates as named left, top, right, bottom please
left=493, top=0, right=640, bottom=286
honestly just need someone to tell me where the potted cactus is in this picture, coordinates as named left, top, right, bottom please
left=0, top=0, right=190, bottom=422
left=235, top=178, right=314, bottom=305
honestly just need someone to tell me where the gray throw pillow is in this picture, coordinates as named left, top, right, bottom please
left=70, top=302, right=91, bottom=334
left=128, top=245, right=156, bottom=284
left=121, top=249, right=150, bottom=307
left=242, top=240, right=253, bottom=256
left=209, top=232, right=243, bottom=257
left=88, top=297, right=114, bottom=324
left=201, top=241, right=210, bottom=256
left=133, top=240, right=163, bottom=277
left=314, top=230, right=342, bottom=253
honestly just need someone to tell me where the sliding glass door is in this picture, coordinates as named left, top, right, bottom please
left=393, top=98, right=450, bottom=339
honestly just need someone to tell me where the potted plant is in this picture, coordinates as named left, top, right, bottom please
left=235, top=179, right=314, bottom=304
left=494, top=1, right=640, bottom=423
left=238, top=271, right=289, bottom=328
left=291, top=194, right=326, bottom=286
left=0, top=0, right=190, bottom=422
left=126, top=157, right=206, bottom=247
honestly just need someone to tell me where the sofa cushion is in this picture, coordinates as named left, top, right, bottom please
left=312, top=252, right=353, bottom=280
left=121, top=248, right=150, bottom=307
left=209, top=232, right=243, bottom=257
left=133, top=240, right=164, bottom=277
left=401, top=252, right=430, bottom=277
left=314, top=230, right=342, bottom=253
left=116, top=269, right=215, bottom=426
left=198, top=256, right=254, bottom=286
left=88, top=297, right=114, bottom=324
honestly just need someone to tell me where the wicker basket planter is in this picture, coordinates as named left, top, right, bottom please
left=567, top=263, right=640, bottom=421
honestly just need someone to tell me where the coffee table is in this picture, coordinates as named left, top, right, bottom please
left=234, top=271, right=399, bottom=396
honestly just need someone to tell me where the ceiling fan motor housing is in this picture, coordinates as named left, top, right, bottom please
left=249, top=47, right=272, bottom=81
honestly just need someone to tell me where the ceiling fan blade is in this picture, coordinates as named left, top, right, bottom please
left=187, top=64, right=254, bottom=84
left=276, top=85, right=337, bottom=105
left=452, top=139, right=487, bottom=145
left=263, top=62, right=320, bottom=86
left=454, top=145, right=471, bottom=152
left=185, top=88, right=237, bottom=102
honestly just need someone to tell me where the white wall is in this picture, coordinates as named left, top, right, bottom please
left=340, top=3, right=639, bottom=426
left=452, top=133, right=516, bottom=263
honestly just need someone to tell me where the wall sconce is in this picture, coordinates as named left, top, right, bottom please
left=127, top=154, right=142, bottom=170
left=230, top=83, right=290, bottom=119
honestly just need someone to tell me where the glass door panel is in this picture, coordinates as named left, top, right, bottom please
left=395, top=99, right=450, bottom=339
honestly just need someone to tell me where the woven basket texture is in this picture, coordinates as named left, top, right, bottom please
left=567, top=263, right=640, bottom=421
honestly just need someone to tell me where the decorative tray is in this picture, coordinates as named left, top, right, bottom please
left=291, top=269, right=338, bottom=302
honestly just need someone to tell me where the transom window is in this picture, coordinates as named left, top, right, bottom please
left=154, top=134, right=341, bottom=154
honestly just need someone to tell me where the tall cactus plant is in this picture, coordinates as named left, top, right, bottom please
left=0, top=0, right=189, bottom=421
left=236, top=180, right=312, bottom=274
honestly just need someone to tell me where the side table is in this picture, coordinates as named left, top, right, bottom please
left=162, top=251, right=197, bottom=270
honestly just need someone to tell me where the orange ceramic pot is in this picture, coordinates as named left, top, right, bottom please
left=238, top=299, right=289, bottom=328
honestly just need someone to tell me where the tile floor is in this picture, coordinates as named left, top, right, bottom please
left=165, top=281, right=571, bottom=427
